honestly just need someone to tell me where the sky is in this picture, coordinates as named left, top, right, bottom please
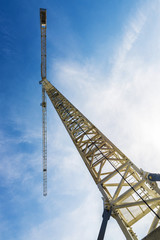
left=1, top=0, right=160, bottom=239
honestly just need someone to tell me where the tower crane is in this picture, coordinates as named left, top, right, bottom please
left=40, top=8, right=160, bottom=239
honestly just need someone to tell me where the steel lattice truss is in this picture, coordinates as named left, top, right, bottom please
left=43, top=78, right=160, bottom=239
left=40, top=9, right=47, bottom=196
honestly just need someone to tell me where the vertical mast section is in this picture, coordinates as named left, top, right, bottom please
left=40, top=8, right=47, bottom=196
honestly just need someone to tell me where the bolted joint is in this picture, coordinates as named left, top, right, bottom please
left=40, top=102, right=46, bottom=107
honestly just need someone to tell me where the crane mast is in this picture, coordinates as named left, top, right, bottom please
left=40, top=8, right=47, bottom=196
left=39, top=8, right=160, bottom=239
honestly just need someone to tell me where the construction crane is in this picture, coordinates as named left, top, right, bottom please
left=40, top=8, right=47, bottom=197
left=40, top=9, right=160, bottom=239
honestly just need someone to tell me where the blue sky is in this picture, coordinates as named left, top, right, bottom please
left=1, top=0, right=160, bottom=239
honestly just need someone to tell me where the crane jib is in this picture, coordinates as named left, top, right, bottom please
left=39, top=8, right=160, bottom=239
left=40, top=8, right=47, bottom=197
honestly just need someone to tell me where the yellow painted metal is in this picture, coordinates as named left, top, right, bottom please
left=42, top=78, right=160, bottom=239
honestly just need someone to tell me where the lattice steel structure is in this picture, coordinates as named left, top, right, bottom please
left=40, top=8, right=160, bottom=239
left=40, top=8, right=47, bottom=196
left=42, top=78, right=160, bottom=239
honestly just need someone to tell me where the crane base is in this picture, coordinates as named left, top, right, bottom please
left=97, top=208, right=112, bottom=240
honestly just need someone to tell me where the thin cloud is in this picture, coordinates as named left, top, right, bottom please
left=110, top=5, right=148, bottom=82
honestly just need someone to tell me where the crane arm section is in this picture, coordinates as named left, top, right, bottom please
left=42, top=78, right=160, bottom=239
left=39, top=8, right=160, bottom=237
left=40, top=8, right=47, bottom=79
left=40, top=8, right=47, bottom=196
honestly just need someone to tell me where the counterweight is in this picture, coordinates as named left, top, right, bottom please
left=40, top=8, right=47, bottom=196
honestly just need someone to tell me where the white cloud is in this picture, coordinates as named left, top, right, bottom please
left=111, top=8, right=147, bottom=81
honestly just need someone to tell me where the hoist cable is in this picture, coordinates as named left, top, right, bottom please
left=49, top=88, right=160, bottom=220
